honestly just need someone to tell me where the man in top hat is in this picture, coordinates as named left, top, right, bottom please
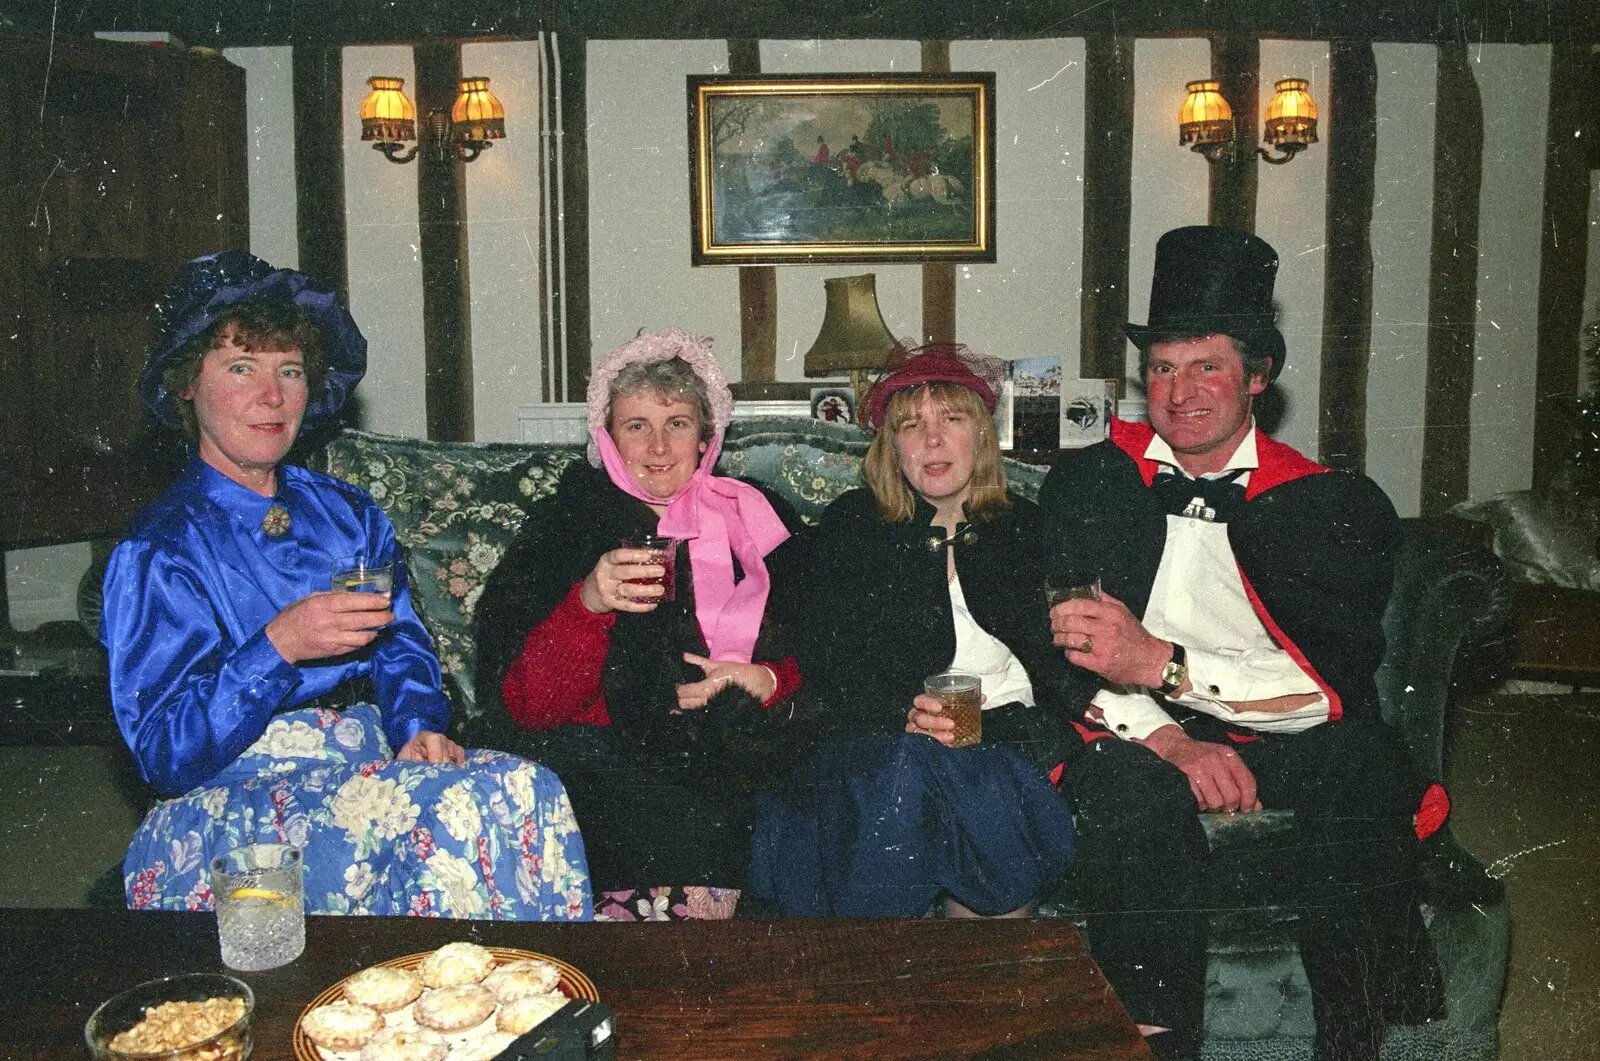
left=1038, top=226, right=1442, bottom=1060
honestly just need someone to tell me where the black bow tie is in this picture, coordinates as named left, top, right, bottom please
left=1151, top=468, right=1247, bottom=522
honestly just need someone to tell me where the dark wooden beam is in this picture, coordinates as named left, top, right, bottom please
left=415, top=41, right=473, bottom=442
left=1317, top=40, right=1377, bottom=472
left=558, top=36, right=592, bottom=402
left=292, top=44, right=348, bottom=301
left=728, top=39, right=779, bottom=385
left=1079, top=33, right=1135, bottom=385
left=1419, top=43, right=1483, bottom=517
left=921, top=39, right=956, bottom=346
left=42, top=0, right=1596, bottom=48
left=1531, top=41, right=1591, bottom=493
left=1209, top=33, right=1259, bottom=233
left=739, top=269, right=779, bottom=385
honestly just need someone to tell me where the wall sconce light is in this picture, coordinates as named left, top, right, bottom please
left=1179, top=77, right=1318, bottom=166
left=360, top=75, right=506, bottom=164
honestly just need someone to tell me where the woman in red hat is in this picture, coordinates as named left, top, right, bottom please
left=750, top=344, right=1083, bottom=917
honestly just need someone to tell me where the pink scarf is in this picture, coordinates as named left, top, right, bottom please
left=596, top=428, right=789, bottom=663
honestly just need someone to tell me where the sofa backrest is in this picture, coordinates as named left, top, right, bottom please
left=319, top=417, right=1048, bottom=725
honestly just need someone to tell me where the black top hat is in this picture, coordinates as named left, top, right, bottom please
left=1124, top=226, right=1286, bottom=381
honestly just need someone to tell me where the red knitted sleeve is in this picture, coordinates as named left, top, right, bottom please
left=501, top=582, right=615, bottom=730
left=760, top=655, right=803, bottom=709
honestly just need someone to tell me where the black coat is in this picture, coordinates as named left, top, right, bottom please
left=770, top=487, right=1090, bottom=771
left=1037, top=423, right=1400, bottom=726
left=471, top=461, right=805, bottom=775
left=470, top=461, right=808, bottom=889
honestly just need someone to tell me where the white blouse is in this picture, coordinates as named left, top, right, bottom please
left=948, top=569, right=1035, bottom=709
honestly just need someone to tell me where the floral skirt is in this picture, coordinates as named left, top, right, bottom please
left=593, top=886, right=740, bottom=921
left=123, top=705, right=592, bottom=920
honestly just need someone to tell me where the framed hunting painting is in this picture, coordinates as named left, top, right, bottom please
left=689, top=73, right=996, bottom=266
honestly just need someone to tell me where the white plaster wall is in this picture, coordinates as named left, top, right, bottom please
left=1366, top=44, right=1438, bottom=518
left=1257, top=40, right=1329, bottom=458
left=461, top=41, right=547, bottom=440
left=341, top=45, right=428, bottom=438
left=1127, top=39, right=1212, bottom=390
left=950, top=38, right=1085, bottom=367
left=586, top=40, right=742, bottom=382
left=1468, top=44, right=1550, bottom=501
left=760, top=40, right=924, bottom=382
left=225, top=46, right=298, bottom=269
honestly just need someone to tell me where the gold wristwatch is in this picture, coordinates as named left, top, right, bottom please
left=1157, top=642, right=1188, bottom=697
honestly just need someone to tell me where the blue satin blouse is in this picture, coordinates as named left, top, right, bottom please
left=102, top=458, right=450, bottom=796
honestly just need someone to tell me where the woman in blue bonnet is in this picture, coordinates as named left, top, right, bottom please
left=102, top=251, right=591, bottom=919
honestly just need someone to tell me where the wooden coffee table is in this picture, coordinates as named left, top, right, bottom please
left=5, top=908, right=1151, bottom=1059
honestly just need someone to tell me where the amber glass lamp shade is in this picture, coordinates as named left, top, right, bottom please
left=804, top=275, right=899, bottom=377
left=1263, top=78, right=1319, bottom=149
left=359, top=77, right=416, bottom=144
left=452, top=77, right=506, bottom=143
left=1178, top=79, right=1233, bottom=149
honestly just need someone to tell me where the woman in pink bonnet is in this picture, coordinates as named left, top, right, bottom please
left=474, top=328, right=807, bottom=920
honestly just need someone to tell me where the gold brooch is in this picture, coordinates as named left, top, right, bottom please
left=260, top=504, right=292, bottom=537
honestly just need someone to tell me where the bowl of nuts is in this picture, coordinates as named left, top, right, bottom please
left=84, top=973, right=254, bottom=1061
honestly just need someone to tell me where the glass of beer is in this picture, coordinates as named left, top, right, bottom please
left=924, top=670, right=983, bottom=748
left=1045, top=575, right=1102, bottom=609
left=620, top=536, right=680, bottom=602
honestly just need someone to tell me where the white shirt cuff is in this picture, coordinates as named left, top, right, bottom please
left=1179, top=644, right=1322, bottom=702
left=1090, top=687, right=1176, bottom=741
left=1175, top=646, right=1329, bottom=732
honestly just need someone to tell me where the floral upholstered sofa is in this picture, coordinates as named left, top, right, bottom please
left=317, top=418, right=1511, bottom=1061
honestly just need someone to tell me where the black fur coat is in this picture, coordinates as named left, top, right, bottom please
left=471, top=461, right=805, bottom=782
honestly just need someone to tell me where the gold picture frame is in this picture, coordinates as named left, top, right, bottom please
left=689, top=73, right=996, bottom=266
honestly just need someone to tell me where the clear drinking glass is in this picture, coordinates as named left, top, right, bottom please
left=330, top=555, right=397, bottom=594
left=924, top=670, right=983, bottom=748
left=211, top=843, right=305, bottom=972
left=1044, top=576, right=1102, bottom=609
left=620, top=536, right=680, bottom=602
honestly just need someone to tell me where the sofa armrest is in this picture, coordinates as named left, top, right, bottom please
left=1377, top=520, right=1513, bottom=785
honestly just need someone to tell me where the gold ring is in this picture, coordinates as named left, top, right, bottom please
left=1078, top=636, right=1094, bottom=653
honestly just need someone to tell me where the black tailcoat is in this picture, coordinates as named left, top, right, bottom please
left=1038, top=419, right=1400, bottom=726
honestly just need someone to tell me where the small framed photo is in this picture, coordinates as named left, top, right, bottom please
left=1007, top=356, right=1061, bottom=451
left=1060, top=378, right=1117, bottom=448
left=810, top=386, right=856, bottom=424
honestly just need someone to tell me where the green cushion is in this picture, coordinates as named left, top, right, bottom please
left=318, top=432, right=585, bottom=723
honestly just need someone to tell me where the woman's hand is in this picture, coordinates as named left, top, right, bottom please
left=906, top=692, right=985, bottom=745
left=396, top=730, right=467, bottom=766
left=675, top=653, right=777, bottom=711
left=579, top=547, right=667, bottom=615
left=265, top=591, right=393, bottom=664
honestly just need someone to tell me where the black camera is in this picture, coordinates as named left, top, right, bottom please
left=492, top=1000, right=617, bottom=1060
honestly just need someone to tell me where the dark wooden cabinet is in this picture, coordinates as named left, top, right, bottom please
left=0, top=32, right=248, bottom=549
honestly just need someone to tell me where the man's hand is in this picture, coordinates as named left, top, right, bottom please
left=1050, top=591, right=1176, bottom=689
left=396, top=730, right=466, bottom=765
left=266, top=591, right=392, bottom=664
left=1137, top=724, right=1261, bottom=813
left=675, top=653, right=776, bottom=711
